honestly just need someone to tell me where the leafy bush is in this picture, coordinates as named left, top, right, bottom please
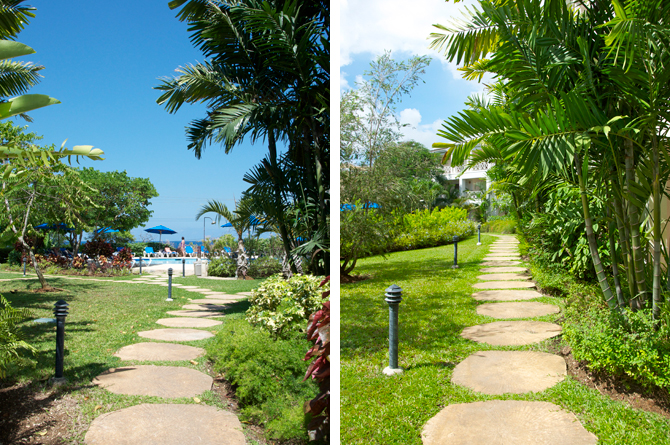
left=0, top=295, right=36, bottom=378
left=208, top=257, right=237, bottom=277
left=246, top=274, right=329, bottom=339
left=7, top=249, right=22, bottom=266
left=392, top=206, right=475, bottom=250
left=564, top=305, right=670, bottom=389
left=82, top=239, right=114, bottom=257
left=206, top=317, right=317, bottom=441
left=482, top=218, right=517, bottom=233
left=248, top=256, right=282, bottom=278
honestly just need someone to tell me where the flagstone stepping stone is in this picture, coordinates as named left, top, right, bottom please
left=451, top=350, right=566, bottom=394
left=84, top=403, right=246, bottom=445
left=156, top=317, right=222, bottom=328
left=461, top=321, right=562, bottom=346
left=166, top=310, right=225, bottom=318
left=138, top=328, right=214, bottom=341
left=479, top=266, right=528, bottom=273
left=489, top=249, right=519, bottom=253
left=472, top=289, right=543, bottom=301
left=473, top=281, right=535, bottom=289
left=477, top=302, right=560, bottom=318
left=421, top=400, right=597, bottom=445
left=182, top=304, right=226, bottom=311
left=483, top=257, right=520, bottom=262
left=237, top=292, right=253, bottom=296
left=486, top=253, right=521, bottom=257
left=114, top=342, right=204, bottom=361
left=189, top=299, right=238, bottom=305
left=179, top=286, right=202, bottom=289
left=476, top=273, right=530, bottom=281
left=480, top=260, right=522, bottom=267
left=92, top=365, right=212, bottom=398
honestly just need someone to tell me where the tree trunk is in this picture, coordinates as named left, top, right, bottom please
left=612, top=187, right=635, bottom=304
left=651, top=132, right=661, bottom=319
left=625, top=139, right=646, bottom=309
left=235, top=234, right=248, bottom=279
left=575, top=153, right=617, bottom=309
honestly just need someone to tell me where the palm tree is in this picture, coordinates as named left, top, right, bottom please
left=195, top=200, right=250, bottom=279
left=156, top=0, right=329, bottom=275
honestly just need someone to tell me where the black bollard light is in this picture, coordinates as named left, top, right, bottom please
left=166, top=268, right=173, bottom=301
left=477, top=224, right=482, bottom=245
left=51, top=300, right=69, bottom=385
left=139, top=257, right=143, bottom=275
left=22, top=258, right=26, bottom=276
left=452, top=235, right=459, bottom=269
left=182, top=258, right=186, bottom=277
left=383, top=284, right=403, bottom=376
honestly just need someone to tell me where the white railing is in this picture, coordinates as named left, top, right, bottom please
left=443, top=162, right=493, bottom=175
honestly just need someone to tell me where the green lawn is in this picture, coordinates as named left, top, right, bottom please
left=0, top=274, right=263, bottom=443
left=340, top=234, right=670, bottom=444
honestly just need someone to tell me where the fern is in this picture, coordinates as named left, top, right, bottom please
left=0, top=294, right=35, bottom=379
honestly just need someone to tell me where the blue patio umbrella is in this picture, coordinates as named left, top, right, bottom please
left=144, top=225, right=177, bottom=243
left=95, top=227, right=119, bottom=234
left=340, top=202, right=380, bottom=211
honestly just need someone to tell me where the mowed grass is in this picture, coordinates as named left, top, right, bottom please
left=0, top=274, right=263, bottom=443
left=340, top=234, right=670, bottom=444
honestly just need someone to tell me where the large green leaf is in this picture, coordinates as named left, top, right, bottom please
left=0, top=40, right=35, bottom=60
left=0, top=94, right=60, bottom=119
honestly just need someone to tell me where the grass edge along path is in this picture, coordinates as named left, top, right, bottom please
left=340, top=234, right=670, bottom=444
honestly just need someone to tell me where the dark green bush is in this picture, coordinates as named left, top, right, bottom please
left=206, top=317, right=317, bottom=441
left=208, top=257, right=237, bottom=277
left=392, top=206, right=475, bottom=250
left=482, top=219, right=517, bottom=234
left=248, top=256, right=282, bottom=278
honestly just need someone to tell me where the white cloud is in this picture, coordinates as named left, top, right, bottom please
left=341, top=0, right=477, bottom=80
left=398, top=108, right=444, bottom=149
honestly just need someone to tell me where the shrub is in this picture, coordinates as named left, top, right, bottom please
left=248, top=256, right=282, bottom=278
left=392, top=207, right=475, bottom=250
left=82, top=239, right=114, bottom=257
left=246, top=274, right=329, bottom=339
left=208, top=257, right=237, bottom=277
left=0, top=295, right=36, bottom=378
left=206, top=317, right=317, bottom=441
left=482, top=218, right=517, bottom=233
left=564, top=305, right=670, bottom=389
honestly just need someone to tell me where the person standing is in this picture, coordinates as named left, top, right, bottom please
left=179, top=237, right=186, bottom=257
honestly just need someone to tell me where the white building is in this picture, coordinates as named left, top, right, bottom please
left=431, top=148, right=493, bottom=204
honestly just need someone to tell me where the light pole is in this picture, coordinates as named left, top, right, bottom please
left=203, top=217, right=215, bottom=246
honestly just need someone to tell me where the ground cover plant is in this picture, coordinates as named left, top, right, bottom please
left=0, top=274, right=292, bottom=444
left=340, top=234, right=670, bottom=444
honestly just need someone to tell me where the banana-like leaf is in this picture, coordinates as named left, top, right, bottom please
left=0, top=40, right=35, bottom=60
left=0, top=94, right=60, bottom=120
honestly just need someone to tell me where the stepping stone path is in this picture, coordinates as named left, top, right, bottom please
left=422, top=235, right=597, bottom=444
left=79, top=277, right=251, bottom=443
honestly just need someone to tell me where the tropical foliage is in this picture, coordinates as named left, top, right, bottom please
left=0, top=294, right=34, bottom=378
left=157, top=0, right=329, bottom=275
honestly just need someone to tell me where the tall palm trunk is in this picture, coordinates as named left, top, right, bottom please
left=612, top=188, right=635, bottom=305
left=625, top=139, right=647, bottom=309
left=575, top=153, right=617, bottom=309
left=651, top=131, right=662, bottom=319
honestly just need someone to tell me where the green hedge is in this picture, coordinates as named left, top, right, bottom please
left=206, top=317, right=317, bottom=441
left=392, top=207, right=475, bottom=250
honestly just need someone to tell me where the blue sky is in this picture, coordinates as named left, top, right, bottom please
left=11, top=1, right=275, bottom=243
left=340, top=0, right=486, bottom=151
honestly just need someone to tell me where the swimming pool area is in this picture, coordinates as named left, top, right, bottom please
left=132, top=257, right=205, bottom=267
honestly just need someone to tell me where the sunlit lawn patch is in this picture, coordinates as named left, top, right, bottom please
left=341, top=234, right=670, bottom=444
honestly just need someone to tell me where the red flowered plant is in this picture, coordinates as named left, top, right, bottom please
left=303, top=276, right=330, bottom=442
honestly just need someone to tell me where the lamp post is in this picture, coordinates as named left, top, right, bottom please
left=51, top=300, right=69, bottom=385
left=477, top=224, right=482, bottom=245
left=166, top=268, right=174, bottom=301
left=383, top=284, right=403, bottom=376
left=452, top=235, right=459, bottom=269
left=22, top=258, right=26, bottom=276
left=203, top=217, right=216, bottom=246
left=182, top=258, right=186, bottom=277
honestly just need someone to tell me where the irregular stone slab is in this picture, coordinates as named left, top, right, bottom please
left=451, top=350, right=566, bottom=394
left=167, top=310, right=225, bottom=318
left=156, top=317, right=222, bottom=328
left=472, top=289, right=543, bottom=301
left=138, top=328, right=214, bottom=341
left=461, top=321, right=562, bottom=346
left=480, top=261, right=522, bottom=267
left=476, top=273, right=530, bottom=281
left=237, top=292, right=253, bottom=296
left=479, top=266, right=528, bottom=273
left=483, top=257, right=520, bottom=262
left=486, top=253, right=522, bottom=258
left=92, top=365, right=212, bottom=398
left=421, top=400, right=597, bottom=445
left=179, top=286, right=201, bottom=289
left=182, top=304, right=226, bottom=311
left=477, top=302, right=560, bottom=318
left=489, top=248, right=519, bottom=253
left=188, top=299, right=238, bottom=305
left=472, top=281, right=535, bottom=289
left=114, top=342, right=204, bottom=361
left=84, top=403, right=245, bottom=445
